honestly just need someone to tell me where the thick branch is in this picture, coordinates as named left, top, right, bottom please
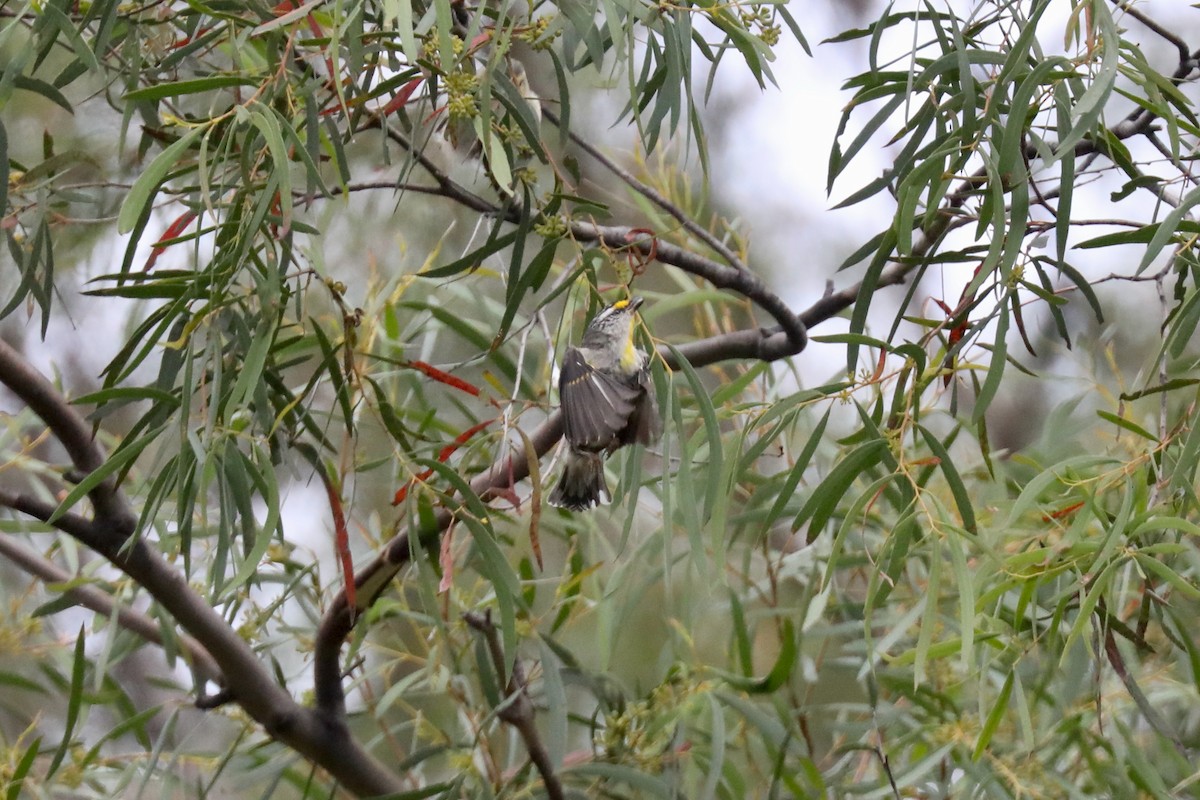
left=0, top=340, right=405, bottom=798
left=0, top=339, right=137, bottom=535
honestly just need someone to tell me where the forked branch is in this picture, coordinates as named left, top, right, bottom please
left=0, top=339, right=404, bottom=798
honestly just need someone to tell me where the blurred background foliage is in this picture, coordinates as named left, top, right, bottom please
left=2, top=0, right=1200, bottom=797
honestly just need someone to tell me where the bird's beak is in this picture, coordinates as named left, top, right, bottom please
left=629, top=296, right=644, bottom=312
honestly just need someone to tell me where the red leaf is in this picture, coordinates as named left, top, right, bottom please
left=437, top=418, right=494, bottom=461
left=145, top=209, right=198, bottom=272
left=170, top=26, right=214, bottom=50
left=392, top=418, right=495, bottom=505
left=408, top=360, right=482, bottom=396
left=381, top=77, right=424, bottom=116
left=316, top=465, right=356, bottom=612
left=1042, top=501, right=1084, bottom=521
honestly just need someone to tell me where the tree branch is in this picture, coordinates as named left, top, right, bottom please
left=358, top=114, right=808, bottom=350
left=464, top=610, right=565, bottom=800
left=0, top=339, right=137, bottom=536
left=0, top=339, right=405, bottom=798
left=541, top=105, right=749, bottom=276
left=566, top=220, right=808, bottom=350
left=0, top=525, right=223, bottom=686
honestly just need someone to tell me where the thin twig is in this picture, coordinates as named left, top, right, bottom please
left=464, top=610, right=565, bottom=800
left=0, top=529, right=223, bottom=686
left=1109, top=0, right=1193, bottom=66
left=541, top=106, right=749, bottom=275
left=353, top=111, right=809, bottom=349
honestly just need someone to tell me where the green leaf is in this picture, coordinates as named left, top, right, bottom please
left=537, top=638, right=568, bottom=769
left=12, top=74, right=73, bottom=113
left=117, top=127, right=204, bottom=234
left=765, top=407, right=831, bottom=527
left=249, top=103, right=293, bottom=233
left=1133, top=553, right=1200, bottom=600
left=124, top=75, right=259, bottom=102
left=0, top=118, right=7, bottom=218
left=1137, top=185, right=1200, bottom=274
left=227, top=446, right=281, bottom=589
left=46, top=626, right=87, bottom=779
left=311, top=321, right=354, bottom=435
left=1075, top=221, right=1200, bottom=249
left=5, top=735, right=41, bottom=800
left=971, top=297, right=1009, bottom=424
left=670, top=345, right=723, bottom=523
left=422, top=227, right=519, bottom=279
left=999, top=56, right=1071, bottom=181
left=700, top=693, right=726, bottom=800
left=1053, top=0, right=1119, bottom=160
left=564, top=764, right=673, bottom=796
left=792, top=438, right=889, bottom=541
left=385, top=0, right=420, bottom=61
left=1095, top=410, right=1158, bottom=442
left=972, top=668, right=1015, bottom=760
left=918, top=424, right=976, bottom=534
left=719, top=619, right=797, bottom=694
left=49, top=429, right=161, bottom=523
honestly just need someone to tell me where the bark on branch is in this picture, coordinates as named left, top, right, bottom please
left=0, top=339, right=405, bottom=798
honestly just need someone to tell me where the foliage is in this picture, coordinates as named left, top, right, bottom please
left=1, top=0, right=1199, bottom=797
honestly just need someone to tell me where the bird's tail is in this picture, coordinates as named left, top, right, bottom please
left=548, top=450, right=609, bottom=511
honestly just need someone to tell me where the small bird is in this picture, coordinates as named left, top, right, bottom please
left=549, top=296, right=660, bottom=511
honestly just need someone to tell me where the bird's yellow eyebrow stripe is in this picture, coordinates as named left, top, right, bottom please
left=611, top=300, right=630, bottom=310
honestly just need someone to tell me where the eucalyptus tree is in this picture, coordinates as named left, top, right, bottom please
left=1, top=0, right=1198, bottom=797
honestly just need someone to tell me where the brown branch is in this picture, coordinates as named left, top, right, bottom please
left=356, top=115, right=808, bottom=350
left=0, top=526, right=223, bottom=686
left=0, top=339, right=137, bottom=536
left=541, top=105, right=749, bottom=275
left=566, top=220, right=808, bottom=350
left=1109, top=0, right=1194, bottom=67
left=0, top=339, right=405, bottom=798
left=464, top=610, right=565, bottom=800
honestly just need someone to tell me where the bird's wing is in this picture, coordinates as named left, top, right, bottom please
left=560, top=349, right=640, bottom=450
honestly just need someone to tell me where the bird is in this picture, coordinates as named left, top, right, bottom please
left=548, top=296, right=660, bottom=511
